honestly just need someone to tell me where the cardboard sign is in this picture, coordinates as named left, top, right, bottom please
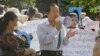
left=63, top=29, right=96, bottom=56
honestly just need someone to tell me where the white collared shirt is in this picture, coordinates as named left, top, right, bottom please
left=37, top=19, right=69, bottom=51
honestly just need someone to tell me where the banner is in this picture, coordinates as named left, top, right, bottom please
left=63, top=29, right=96, bottom=56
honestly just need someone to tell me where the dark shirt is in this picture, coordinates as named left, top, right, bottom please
left=0, top=33, right=25, bottom=56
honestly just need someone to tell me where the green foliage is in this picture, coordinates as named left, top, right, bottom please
left=61, top=0, right=100, bottom=14
left=0, top=0, right=36, bottom=9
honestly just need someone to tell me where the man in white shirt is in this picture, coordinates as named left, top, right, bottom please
left=37, top=3, right=75, bottom=56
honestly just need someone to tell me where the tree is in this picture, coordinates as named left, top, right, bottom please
left=61, top=0, right=100, bottom=19
left=0, top=0, right=36, bottom=9
left=61, top=0, right=100, bottom=13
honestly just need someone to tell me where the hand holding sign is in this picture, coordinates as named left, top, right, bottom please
left=67, top=29, right=76, bottom=38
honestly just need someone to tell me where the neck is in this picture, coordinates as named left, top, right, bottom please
left=48, top=15, right=56, bottom=27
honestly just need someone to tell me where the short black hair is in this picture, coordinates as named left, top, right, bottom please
left=27, top=7, right=36, bottom=16
left=45, top=3, right=57, bottom=14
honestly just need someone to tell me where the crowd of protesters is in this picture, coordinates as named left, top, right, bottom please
left=0, top=3, right=100, bottom=56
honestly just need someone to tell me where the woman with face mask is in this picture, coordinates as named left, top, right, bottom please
left=64, top=13, right=77, bottom=29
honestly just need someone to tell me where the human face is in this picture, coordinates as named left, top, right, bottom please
left=70, top=17, right=77, bottom=28
left=50, top=5, right=59, bottom=20
left=8, top=18, right=18, bottom=31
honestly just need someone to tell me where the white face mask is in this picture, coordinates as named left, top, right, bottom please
left=64, top=16, right=72, bottom=28
left=58, top=16, right=64, bottom=24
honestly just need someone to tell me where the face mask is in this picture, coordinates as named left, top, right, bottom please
left=64, top=16, right=72, bottom=28
left=58, top=16, right=64, bottom=24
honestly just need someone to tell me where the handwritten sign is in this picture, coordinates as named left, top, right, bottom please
left=63, top=29, right=96, bottom=56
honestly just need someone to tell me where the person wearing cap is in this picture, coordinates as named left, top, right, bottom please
left=7, top=7, right=34, bottom=45
left=79, top=12, right=98, bottom=30
left=25, top=7, right=43, bottom=21
left=81, top=12, right=93, bottom=26
left=37, top=3, right=75, bottom=56
left=64, top=13, right=77, bottom=28
left=7, top=7, right=28, bottom=26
